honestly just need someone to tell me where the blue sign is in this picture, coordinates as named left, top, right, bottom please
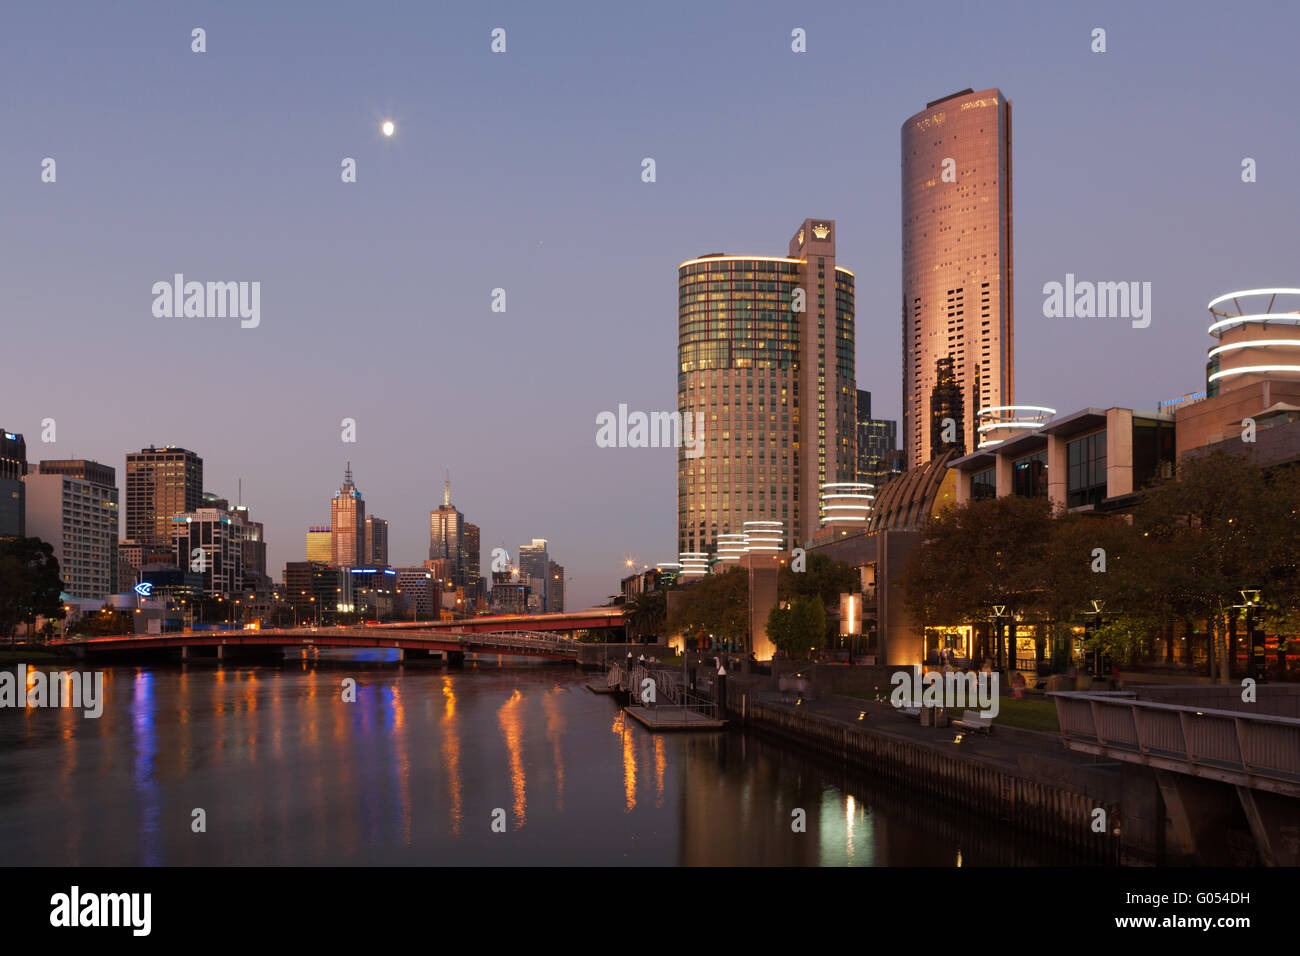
left=133, top=582, right=153, bottom=597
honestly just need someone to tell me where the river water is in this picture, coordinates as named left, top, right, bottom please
left=0, top=660, right=1088, bottom=866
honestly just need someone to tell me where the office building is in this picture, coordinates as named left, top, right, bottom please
left=284, top=561, right=339, bottom=624
left=678, top=217, right=857, bottom=556
left=25, top=460, right=119, bottom=598
left=330, top=462, right=365, bottom=568
left=395, top=566, right=439, bottom=619
left=306, top=527, right=332, bottom=562
left=902, top=88, right=1013, bottom=466
left=365, top=515, right=388, bottom=566
left=125, top=446, right=203, bottom=546
left=0, top=428, right=26, bottom=537
left=171, top=507, right=246, bottom=596
left=429, top=475, right=465, bottom=587
left=547, top=560, right=565, bottom=614
left=518, top=538, right=549, bottom=612
left=462, top=522, right=480, bottom=607
left=856, top=390, right=902, bottom=492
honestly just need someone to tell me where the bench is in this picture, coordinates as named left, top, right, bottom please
left=951, top=710, right=994, bottom=733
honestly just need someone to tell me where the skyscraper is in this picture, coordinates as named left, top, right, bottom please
left=330, top=463, right=365, bottom=569
left=429, top=475, right=465, bottom=587
left=462, top=522, right=480, bottom=607
left=125, top=446, right=203, bottom=546
left=856, top=390, right=902, bottom=493
left=928, top=356, right=967, bottom=458
left=26, top=460, right=119, bottom=598
left=518, top=538, right=549, bottom=612
left=901, top=88, right=1013, bottom=467
left=677, top=218, right=856, bottom=555
left=172, top=507, right=245, bottom=596
left=547, top=560, right=565, bottom=614
left=365, top=515, right=388, bottom=566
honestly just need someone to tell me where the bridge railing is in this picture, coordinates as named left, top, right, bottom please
left=1050, top=690, right=1300, bottom=793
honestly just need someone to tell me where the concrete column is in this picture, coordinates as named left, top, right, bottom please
left=954, top=468, right=972, bottom=505
left=1047, top=433, right=1068, bottom=512
left=995, top=450, right=1014, bottom=497
left=1106, top=408, right=1133, bottom=498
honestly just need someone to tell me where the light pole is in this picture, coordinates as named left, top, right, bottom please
left=1238, top=589, right=1263, bottom=681
left=1083, top=599, right=1105, bottom=678
left=991, top=604, right=1007, bottom=672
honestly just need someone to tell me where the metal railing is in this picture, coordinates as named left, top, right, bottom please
left=1050, top=690, right=1300, bottom=797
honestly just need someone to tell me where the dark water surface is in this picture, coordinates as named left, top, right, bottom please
left=0, top=661, right=1089, bottom=865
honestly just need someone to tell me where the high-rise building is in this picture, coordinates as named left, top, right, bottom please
left=394, top=567, right=439, bottom=620
left=25, top=460, right=119, bottom=598
left=306, top=527, right=332, bottom=562
left=855, top=390, right=902, bottom=493
left=0, top=428, right=26, bottom=537
left=518, top=538, right=549, bottom=612
left=125, top=446, right=203, bottom=546
left=284, top=561, right=339, bottom=624
left=678, top=218, right=856, bottom=555
left=902, top=88, right=1013, bottom=467
left=365, top=515, right=388, bottom=566
left=462, top=522, right=480, bottom=606
left=547, top=560, right=565, bottom=613
left=233, top=504, right=268, bottom=593
left=429, top=475, right=465, bottom=587
left=330, top=463, right=365, bottom=569
left=172, top=508, right=245, bottom=596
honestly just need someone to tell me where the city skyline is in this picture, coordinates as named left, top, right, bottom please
left=4, top=1, right=1299, bottom=609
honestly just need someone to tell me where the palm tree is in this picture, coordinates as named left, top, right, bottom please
left=625, top=590, right=667, bottom=642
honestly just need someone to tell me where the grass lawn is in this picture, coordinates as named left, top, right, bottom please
left=991, top=697, right=1060, bottom=733
left=0, top=647, right=69, bottom=663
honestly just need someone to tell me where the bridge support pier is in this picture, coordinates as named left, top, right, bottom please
left=1236, top=786, right=1300, bottom=866
left=447, top=651, right=465, bottom=667
left=402, top=649, right=441, bottom=661
left=1155, top=770, right=1257, bottom=865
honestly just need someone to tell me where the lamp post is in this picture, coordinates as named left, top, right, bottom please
left=991, top=604, right=1007, bottom=673
left=1083, top=599, right=1105, bottom=678
left=1238, top=589, right=1264, bottom=681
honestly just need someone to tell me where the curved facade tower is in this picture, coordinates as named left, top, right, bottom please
left=677, top=219, right=855, bottom=558
left=902, top=88, right=1014, bottom=468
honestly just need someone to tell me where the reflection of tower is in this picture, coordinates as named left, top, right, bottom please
left=929, top=357, right=965, bottom=458
left=429, top=471, right=465, bottom=588
left=331, top=462, right=365, bottom=568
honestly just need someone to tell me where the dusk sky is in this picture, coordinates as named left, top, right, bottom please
left=4, top=0, right=1298, bottom=609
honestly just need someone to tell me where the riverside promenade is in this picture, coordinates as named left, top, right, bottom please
left=720, top=675, right=1136, bottom=863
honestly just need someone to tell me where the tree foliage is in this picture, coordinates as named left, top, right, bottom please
left=0, top=537, right=64, bottom=643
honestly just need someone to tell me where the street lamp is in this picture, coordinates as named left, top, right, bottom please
left=1083, top=599, right=1106, bottom=678
left=1238, top=589, right=1264, bottom=681
left=991, top=604, right=1007, bottom=672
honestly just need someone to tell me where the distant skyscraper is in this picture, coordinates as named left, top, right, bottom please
left=306, top=527, right=332, bottom=562
left=429, top=474, right=465, bottom=587
left=233, top=504, right=268, bottom=592
left=902, top=88, right=1013, bottom=467
left=330, top=463, right=365, bottom=569
left=855, top=390, right=901, bottom=493
left=929, top=357, right=967, bottom=458
left=678, top=218, right=856, bottom=555
left=518, top=539, right=549, bottom=612
left=462, top=522, right=480, bottom=606
left=125, top=446, right=203, bottom=546
left=547, top=560, right=565, bottom=613
left=26, top=460, right=119, bottom=598
left=365, top=515, right=388, bottom=566
left=0, top=428, right=26, bottom=537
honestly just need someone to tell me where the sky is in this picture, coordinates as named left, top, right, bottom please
left=3, top=0, right=1299, bottom=610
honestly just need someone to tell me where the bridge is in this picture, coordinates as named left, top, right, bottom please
left=1051, top=688, right=1300, bottom=865
left=52, top=625, right=587, bottom=663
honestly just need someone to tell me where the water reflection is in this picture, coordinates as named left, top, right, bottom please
left=0, top=664, right=1091, bottom=866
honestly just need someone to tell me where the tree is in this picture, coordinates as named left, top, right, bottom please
left=666, top=567, right=748, bottom=649
left=625, top=589, right=667, bottom=641
left=765, top=596, right=826, bottom=659
left=0, top=537, right=64, bottom=644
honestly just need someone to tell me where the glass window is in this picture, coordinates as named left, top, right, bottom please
left=1067, top=431, right=1107, bottom=507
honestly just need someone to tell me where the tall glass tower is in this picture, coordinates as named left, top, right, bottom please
left=901, top=88, right=1013, bottom=467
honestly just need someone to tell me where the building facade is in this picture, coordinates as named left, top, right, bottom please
left=0, top=428, right=26, bottom=537
left=518, top=538, right=549, bottom=612
left=306, top=527, right=332, bottom=562
left=330, top=463, right=365, bottom=569
left=125, top=446, right=202, bottom=547
left=902, top=88, right=1013, bottom=467
left=547, top=560, right=565, bottom=613
left=171, top=508, right=246, bottom=596
left=25, top=460, right=119, bottom=598
left=429, top=477, right=465, bottom=587
left=855, top=390, right=901, bottom=493
left=365, top=515, right=388, bottom=566
left=462, top=521, right=480, bottom=607
left=677, top=218, right=856, bottom=558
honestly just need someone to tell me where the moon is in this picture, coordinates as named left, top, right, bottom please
left=382, top=120, right=395, bottom=137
